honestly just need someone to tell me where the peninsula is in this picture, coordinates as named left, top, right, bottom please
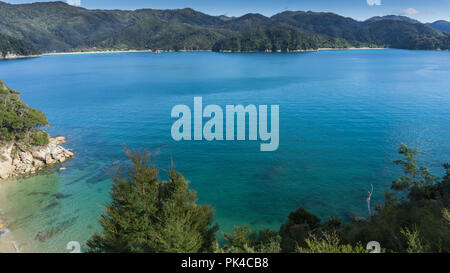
left=0, top=34, right=42, bottom=60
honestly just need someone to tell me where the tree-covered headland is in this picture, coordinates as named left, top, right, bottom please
left=0, top=33, right=41, bottom=58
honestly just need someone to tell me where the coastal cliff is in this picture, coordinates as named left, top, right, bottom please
left=0, top=136, right=73, bottom=180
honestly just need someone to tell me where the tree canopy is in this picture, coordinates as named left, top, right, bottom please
left=87, top=149, right=218, bottom=253
left=0, top=33, right=41, bottom=58
left=0, top=79, right=49, bottom=145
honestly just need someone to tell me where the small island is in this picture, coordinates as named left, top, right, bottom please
left=0, top=79, right=73, bottom=180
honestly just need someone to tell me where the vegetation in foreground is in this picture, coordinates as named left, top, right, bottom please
left=0, top=79, right=49, bottom=146
left=89, top=144, right=449, bottom=253
left=87, top=150, right=218, bottom=253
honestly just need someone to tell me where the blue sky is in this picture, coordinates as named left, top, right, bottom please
left=5, top=0, right=450, bottom=22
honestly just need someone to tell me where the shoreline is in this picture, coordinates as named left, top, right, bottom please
left=317, top=47, right=386, bottom=51
left=35, top=47, right=450, bottom=56
left=43, top=47, right=388, bottom=56
left=43, top=49, right=153, bottom=56
left=0, top=182, right=21, bottom=253
left=0, top=54, right=42, bottom=60
left=0, top=135, right=73, bottom=253
left=44, top=49, right=214, bottom=55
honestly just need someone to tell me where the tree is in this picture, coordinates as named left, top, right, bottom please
left=391, top=143, right=439, bottom=200
left=339, top=144, right=450, bottom=252
left=279, top=206, right=321, bottom=252
left=0, top=79, right=49, bottom=144
left=298, top=232, right=369, bottom=253
left=87, top=149, right=218, bottom=253
left=218, top=226, right=281, bottom=253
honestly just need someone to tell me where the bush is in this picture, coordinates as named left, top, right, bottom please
left=298, top=232, right=369, bottom=253
left=1, top=79, right=49, bottom=144
left=87, top=149, right=218, bottom=253
left=279, top=206, right=321, bottom=252
left=220, top=226, right=281, bottom=253
left=30, top=129, right=49, bottom=146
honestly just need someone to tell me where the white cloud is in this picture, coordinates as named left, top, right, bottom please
left=67, top=0, right=81, bottom=6
left=366, top=0, right=381, bottom=6
left=400, top=8, right=420, bottom=15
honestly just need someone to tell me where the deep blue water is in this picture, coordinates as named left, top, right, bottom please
left=0, top=50, right=449, bottom=252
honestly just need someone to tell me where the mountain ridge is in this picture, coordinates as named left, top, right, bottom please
left=0, top=1, right=448, bottom=52
left=427, top=20, right=450, bottom=33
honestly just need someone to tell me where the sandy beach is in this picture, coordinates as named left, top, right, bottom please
left=42, top=47, right=386, bottom=56
left=0, top=182, right=19, bottom=253
left=318, top=47, right=386, bottom=51
left=0, top=231, right=19, bottom=253
left=43, top=49, right=154, bottom=56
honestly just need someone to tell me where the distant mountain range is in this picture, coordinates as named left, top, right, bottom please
left=0, top=1, right=449, bottom=53
left=364, top=15, right=422, bottom=24
left=427, top=20, right=450, bottom=33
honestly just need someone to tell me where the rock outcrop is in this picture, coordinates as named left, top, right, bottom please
left=0, top=136, right=73, bottom=180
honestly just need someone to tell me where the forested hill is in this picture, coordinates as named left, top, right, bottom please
left=0, top=1, right=449, bottom=52
left=0, top=33, right=41, bottom=58
left=427, top=20, right=450, bottom=33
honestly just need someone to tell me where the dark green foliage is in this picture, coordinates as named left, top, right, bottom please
left=0, top=79, right=49, bottom=144
left=427, top=20, right=450, bottom=33
left=0, top=33, right=40, bottom=57
left=391, top=143, right=439, bottom=199
left=221, top=13, right=273, bottom=32
left=339, top=145, right=450, bottom=253
left=276, top=144, right=450, bottom=253
left=88, top=144, right=448, bottom=253
left=221, top=226, right=281, bottom=253
left=365, top=15, right=422, bottom=25
left=298, top=231, right=369, bottom=253
left=30, top=129, right=50, bottom=146
left=271, top=11, right=362, bottom=42
left=212, top=27, right=321, bottom=52
left=87, top=149, right=218, bottom=253
left=99, top=19, right=233, bottom=51
left=279, top=206, right=321, bottom=252
left=223, top=226, right=254, bottom=251
left=356, top=20, right=449, bottom=50
left=0, top=1, right=448, bottom=52
left=0, top=2, right=228, bottom=52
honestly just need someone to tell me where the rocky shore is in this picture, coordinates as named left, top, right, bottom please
left=0, top=136, right=74, bottom=180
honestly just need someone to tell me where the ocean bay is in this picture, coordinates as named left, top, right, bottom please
left=0, top=49, right=449, bottom=252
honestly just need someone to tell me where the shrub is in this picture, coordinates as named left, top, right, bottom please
left=30, top=129, right=49, bottom=146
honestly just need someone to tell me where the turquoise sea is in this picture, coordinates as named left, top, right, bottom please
left=0, top=50, right=449, bottom=252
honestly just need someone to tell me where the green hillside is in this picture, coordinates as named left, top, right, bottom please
left=428, top=20, right=450, bottom=33
left=0, top=33, right=41, bottom=58
left=98, top=19, right=234, bottom=51
left=0, top=1, right=448, bottom=52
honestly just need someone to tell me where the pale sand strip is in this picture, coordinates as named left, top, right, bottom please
left=0, top=182, right=21, bottom=253
left=44, top=49, right=153, bottom=56
left=318, top=47, right=386, bottom=51
left=44, top=47, right=386, bottom=56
